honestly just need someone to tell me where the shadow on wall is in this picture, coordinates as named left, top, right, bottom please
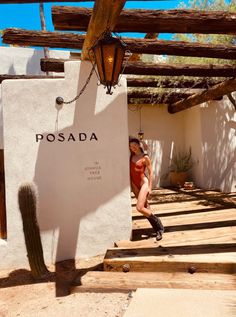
left=26, top=49, right=45, bottom=75
left=201, top=98, right=236, bottom=192
left=146, top=139, right=164, bottom=187
left=33, top=62, right=130, bottom=265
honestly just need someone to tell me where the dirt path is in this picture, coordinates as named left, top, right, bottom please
left=0, top=256, right=132, bottom=317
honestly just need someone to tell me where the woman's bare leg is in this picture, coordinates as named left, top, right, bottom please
left=136, top=183, right=152, bottom=217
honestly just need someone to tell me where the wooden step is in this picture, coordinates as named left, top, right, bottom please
left=72, top=271, right=236, bottom=292
left=116, top=226, right=236, bottom=248
left=103, top=245, right=236, bottom=274
left=132, top=209, right=236, bottom=240
left=133, top=208, right=236, bottom=229
left=132, top=199, right=221, bottom=215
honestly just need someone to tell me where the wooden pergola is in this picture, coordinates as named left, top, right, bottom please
left=1, top=0, right=236, bottom=113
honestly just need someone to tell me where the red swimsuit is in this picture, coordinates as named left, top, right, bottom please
left=130, top=156, right=147, bottom=190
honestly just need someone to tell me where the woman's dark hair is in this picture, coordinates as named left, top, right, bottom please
left=129, top=138, right=140, bottom=145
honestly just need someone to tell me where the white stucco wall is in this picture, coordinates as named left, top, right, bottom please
left=0, top=60, right=132, bottom=270
left=0, top=46, right=70, bottom=149
left=184, top=97, right=236, bottom=192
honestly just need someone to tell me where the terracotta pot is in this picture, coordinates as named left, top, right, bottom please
left=169, top=171, right=188, bottom=188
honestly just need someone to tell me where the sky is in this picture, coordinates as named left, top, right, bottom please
left=0, top=1, right=189, bottom=47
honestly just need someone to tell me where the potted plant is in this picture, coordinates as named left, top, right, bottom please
left=169, top=147, right=194, bottom=188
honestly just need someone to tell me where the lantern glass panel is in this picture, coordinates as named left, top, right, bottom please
left=112, top=44, right=125, bottom=85
left=93, top=45, right=105, bottom=84
left=102, top=42, right=116, bottom=84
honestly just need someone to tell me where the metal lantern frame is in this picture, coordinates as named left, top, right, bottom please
left=89, top=31, right=128, bottom=94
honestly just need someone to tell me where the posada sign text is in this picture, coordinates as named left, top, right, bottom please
left=36, top=132, right=98, bottom=142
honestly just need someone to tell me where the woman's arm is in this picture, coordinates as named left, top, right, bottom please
left=145, top=155, right=153, bottom=192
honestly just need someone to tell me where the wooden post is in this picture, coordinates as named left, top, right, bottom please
left=81, top=0, right=126, bottom=60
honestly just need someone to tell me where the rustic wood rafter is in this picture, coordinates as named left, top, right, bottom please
left=40, top=58, right=236, bottom=77
left=3, top=28, right=236, bottom=60
left=168, top=77, right=236, bottom=113
left=123, top=62, right=236, bottom=77
left=52, top=6, right=236, bottom=34
left=127, top=78, right=222, bottom=89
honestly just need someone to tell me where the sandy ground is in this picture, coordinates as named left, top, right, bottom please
left=0, top=255, right=133, bottom=317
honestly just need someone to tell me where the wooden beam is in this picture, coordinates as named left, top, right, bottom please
left=72, top=271, right=236, bottom=292
left=128, top=92, right=192, bottom=104
left=124, top=38, right=236, bottom=60
left=168, top=77, right=236, bottom=113
left=40, top=58, right=236, bottom=77
left=128, top=96, right=223, bottom=105
left=81, top=0, right=126, bottom=60
left=124, top=62, right=236, bottom=77
left=4, top=29, right=236, bottom=60
left=0, top=74, right=64, bottom=83
left=2, top=29, right=85, bottom=49
left=129, top=33, right=158, bottom=62
left=103, top=245, right=236, bottom=273
left=127, top=78, right=222, bottom=89
left=41, top=58, right=66, bottom=73
left=52, top=6, right=236, bottom=34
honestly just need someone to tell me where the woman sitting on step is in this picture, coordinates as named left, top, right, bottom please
left=129, top=137, right=164, bottom=241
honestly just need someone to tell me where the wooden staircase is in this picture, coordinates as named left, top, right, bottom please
left=73, top=188, right=236, bottom=292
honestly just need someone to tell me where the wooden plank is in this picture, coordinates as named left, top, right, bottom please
left=127, top=78, right=221, bottom=89
left=132, top=199, right=222, bottom=215
left=116, top=226, right=236, bottom=248
left=72, top=271, right=236, bottom=292
left=5, top=28, right=236, bottom=60
left=52, top=7, right=236, bottom=35
left=124, top=62, right=236, bottom=77
left=2, top=29, right=85, bottom=49
left=128, top=92, right=193, bottom=104
left=81, top=0, right=126, bottom=60
left=168, top=76, right=236, bottom=113
left=40, top=58, right=236, bottom=77
left=40, top=58, right=67, bottom=73
left=133, top=208, right=236, bottom=229
left=124, top=38, right=236, bottom=60
left=103, top=246, right=236, bottom=273
left=0, top=150, right=6, bottom=239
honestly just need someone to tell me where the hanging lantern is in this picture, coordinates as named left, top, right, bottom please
left=89, top=31, right=126, bottom=94
left=138, top=130, right=144, bottom=140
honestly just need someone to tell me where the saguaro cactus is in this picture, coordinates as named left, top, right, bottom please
left=18, top=182, right=49, bottom=279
